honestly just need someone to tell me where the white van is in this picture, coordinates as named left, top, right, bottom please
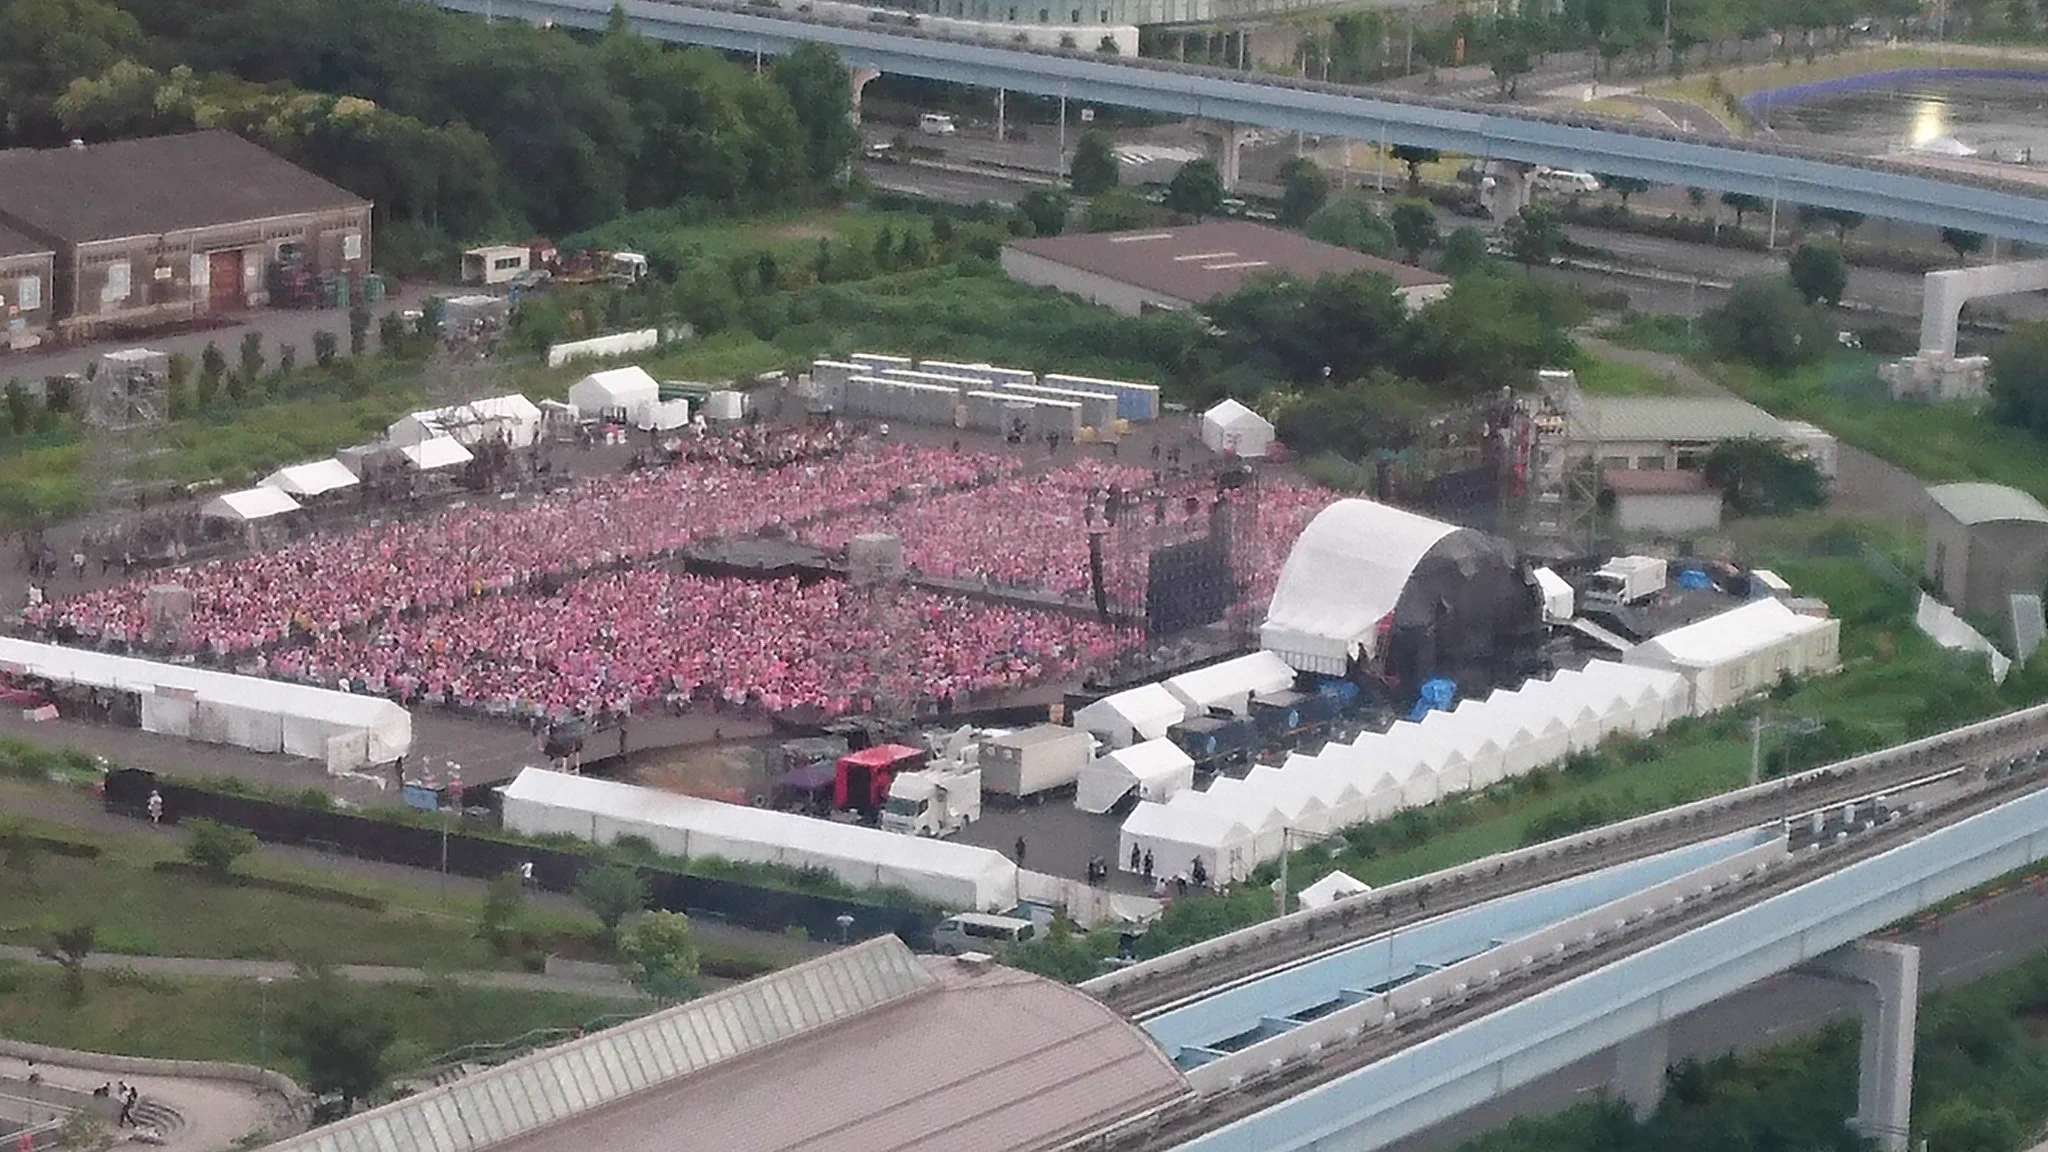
left=1536, top=168, right=1601, bottom=195
left=918, top=112, right=958, bottom=137
left=932, top=911, right=1037, bottom=954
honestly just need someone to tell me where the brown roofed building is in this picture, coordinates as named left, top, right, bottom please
left=1603, top=468, right=1724, bottom=536
left=0, top=221, right=55, bottom=350
left=1000, top=219, right=1451, bottom=317
left=0, top=130, right=370, bottom=337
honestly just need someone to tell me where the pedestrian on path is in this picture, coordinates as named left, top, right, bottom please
left=1142, top=850, right=1154, bottom=881
left=146, top=790, right=163, bottom=826
left=1130, top=842, right=1142, bottom=872
left=118, top=1086, right=136, bottom=1127
left=1013, top=836, right=1026, bottom=865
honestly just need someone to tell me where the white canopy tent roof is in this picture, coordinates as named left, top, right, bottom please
left=1297, top=870, right=1372, bottom=910
left=1169, top=782, right=1287, bottom=863
left=1119, top=801, right=1257, bottom=884
left=201, top=486, right=300, bottom=523
left=389, top=393, right=544, bottom=448
left=568, top=366, right=661, bottom=422
left=1075, top=738, right=1196, bottom=814
left=398, top=436, right=474, bottom=472
left=1162, top=651, right=1297, bottom=718
left=1628, top=598, right=1835, bottom=668
left=0, top=636, right=408, bottom=771
left=1200, top=398, right=1276, bottom=458
left=502, top=769, right=1018, bottom=911
left=1261, top=499, right=1459, bottom=675
left=1072, top=684, right=1190, bottom=750
left=261, top=459, right=359, bottom=499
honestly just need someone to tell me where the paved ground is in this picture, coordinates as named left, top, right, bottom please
left=1, top=1054, right=290, bottom=1152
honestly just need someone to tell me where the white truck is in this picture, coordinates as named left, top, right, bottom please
left=979, top=725, right=1094, bottom=801
left=880, top=765, right=982, bottom=837
left=1585, top=555, right=1667, bottom=606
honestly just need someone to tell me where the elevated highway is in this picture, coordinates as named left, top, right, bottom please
left=434, top=0, right=2048, bottom=241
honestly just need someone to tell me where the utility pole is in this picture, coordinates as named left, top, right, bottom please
left=996, top=88, right=1007, bottom=144
left=1750, top=712, right=1824, bottom=786
left=1058, top=91, right=1068, bottom=179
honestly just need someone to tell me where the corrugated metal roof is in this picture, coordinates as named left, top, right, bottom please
left=1578, top=397, right=1785, bottom=442
left=261, top=938, right=938, bottom=1152
left=1007, top=219, right=1447, bottom=304
left=0, top=220, right=51, bottom=260
left=1928, top=481, right=2048, bottom=526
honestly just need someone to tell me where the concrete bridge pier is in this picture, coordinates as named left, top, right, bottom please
left=849, top=66, right=881, bottom=127
left=1486, top=164, right=1533, bottom=224
left=1194, top=119, right=1247, bottom=191
left=1610, top=1024, right=1669, bottom=1120
left=1805, top=939, right=1920, bottom=1152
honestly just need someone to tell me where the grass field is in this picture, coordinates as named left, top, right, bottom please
left=1573, top=349, right=1686, bottom=395
left=0, top=962, right=628, bottom=1077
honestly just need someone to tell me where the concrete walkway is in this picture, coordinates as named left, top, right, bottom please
left=1, top=1055, right=288, bottom=1152
left=0, top=945, right=648, bottom=1000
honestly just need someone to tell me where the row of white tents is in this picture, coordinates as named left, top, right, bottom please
left=1070, top=652, right=1298, bottom=815
left=1117, top=659, right=1694, bottom=885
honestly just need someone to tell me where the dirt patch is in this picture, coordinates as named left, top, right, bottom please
left=629, top=740, right=776, bottom=805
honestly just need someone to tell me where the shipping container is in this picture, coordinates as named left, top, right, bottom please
left=850, top=352, right=913, bottom=372
left=978, top=725, right=1093, bottom=799
left=1000, top=382, right=1118, bottom=431
left=878, top=368, right=985, bottom=394
left=1043, top=373, right=1161, bottom=422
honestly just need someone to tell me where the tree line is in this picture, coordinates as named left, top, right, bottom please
left=1, top=0, right=860, bottom=271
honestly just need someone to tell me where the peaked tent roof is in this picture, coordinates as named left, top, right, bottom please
left=201, top=486, right=300, bottom=522
left=261, top=458, right=359, bottom=498
left=1631, top=598, right=1832, bottom=667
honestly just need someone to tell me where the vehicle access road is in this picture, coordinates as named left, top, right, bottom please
left=1390, top=873, right=2048, bottom=1152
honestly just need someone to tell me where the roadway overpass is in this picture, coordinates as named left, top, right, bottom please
left=434, top=0, right=2048, bottom=242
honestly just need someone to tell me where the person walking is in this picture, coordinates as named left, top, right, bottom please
left=1130, top=842, right=1142, bottom=873
left=1013, top=836, right=1027, bottom=866
left=1142, top=850, right=1154, bottom=881
left=146, top=790, right=163, bottom=826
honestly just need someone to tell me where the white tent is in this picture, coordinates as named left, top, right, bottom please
left=1534, top=567, right=1574, bottom=624
left=1291, top=764, right=1371, bottom=828
left=1169, top=782, right=1287, bottom=863
left=1261, top=499, right=1459, bottom=675
left=1072, top=684, right=1190, bottom=750
left=1200, top=398, right=1276, bottom=458
left=398, top=436, right=473, bottom=472
left=261, top=459, right=359, bottom=499
left=389, top=393, right=543, bottom=448
left=502, top=769, right=1018, bottom=910
left=1075, top=738, right=1197, bottom=813
left=1239, top=765, right=1333, bottom=835
left=201, top=486, right=300, bottom=523
left=639, top=398, right=692, bottom=432
left=569, top=366, right=660, bottom=423
left=0, top=637, right=408, bottom=772
left=1625, top=599, right=1840, bottom=713
left=1119, top=801, right=1257, bottom=884
left=1162, top=651, right=1296, bottom=719
left=1297, top=870, right=1372, bottom=911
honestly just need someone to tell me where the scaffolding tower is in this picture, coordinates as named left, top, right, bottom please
left=1517, top=368, right=1603, bottom=559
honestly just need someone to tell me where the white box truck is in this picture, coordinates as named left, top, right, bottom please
left=880, top=766, right=981, bottom=837
left=979, top=725, right=1093, bottom=800
left=1586, top=555, right=1666, bottom=606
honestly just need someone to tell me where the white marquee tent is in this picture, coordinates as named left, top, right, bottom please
left=389, top=394, right=543, bottom=448
left=568, top=366, right=660, bottom=424
left=1200, top=399, right=1276, bottom=458
left=1075, top=738, right=1197, bottom=814
left=261, top=459, right=359, bottom=499
left=502, top=769, right=1019, bottom=910
left=1162, top=651, right=1297, bottom=719
left=201, top=486, right=301, bottom=523
left=1261, top=500, right=1460, bottom=675
left=1072, top=684, right=1190, bottom=750
left=1297, top=870, right=1372, bottom=910
left=398, top=436, right=474, bottom=472
left=1625, top=599, right=1841, bottom=713
left=0, top=637, right=408, bottom=772
left=1119, top=801, right=1258, bottom=884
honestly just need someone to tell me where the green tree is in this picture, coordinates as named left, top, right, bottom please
left=1705, top=276, right=1830, bottom=371
left=1787, top=241, right=1847, bottom=306
left=312, top=329, right=338, bottom=368
left=1401, top=272, right=1583, bottom=392
left=281, top=965, right=397, bottom=1111
left=348, top=304, right=371, bottom=356
left=1082, top=186, right=1156, bottom=232
left=54, top=1108, right=112, bottom=1152
left=1018, top=187, right=1072, bottom=237
left=197, top=340, right=226, bottom=404
left=1597, top=173, right=1651, bottom=208
left=4, top=382, right=30, bottom=436
left=1919, top=1099, right=2024, bottom=1152
left=479, top=871, right=525, bottom=955
left=1989, top=322, right=2048, bottom=439
left=871, top=226, right=896, bottom=272
left=1276, top=156, right=1330, bottom=228
left=1389, top=198, right=1438, bottom=264
left=1942, top=227, right=1986, bottom=264
left=377, top=312, right=407, bottom=357
left=756, top=250, right=779, bottom=291
left=1305, top=193, right=1396, bottom=257
left=1702, top=438, right=1828, bottom=516
left=1205, top=270, right=1411, bottom=386
left=1388, top=144, right=1440, bottom=193
left=576, top=862, right=649, bottom=947
left=897, top=229, right=927, bottom=268
left=0, top=0, right=142, bottom=143
left=1720, top=190, right=1764, bottom=228
left=1166, top=158, right=1225, bottom=219
left=38, top=922, right=94, bottom=1005
left=772, top=42, right=860, bottom=184
left=619, top=909, right=701, bottom=1001
left=1489, top=28, right=1533, bottom=97
left=1799, top=204, right=1865, bottom=241
left=1437, top=226, right=1490, bottom=277
left=237, top=330, right=264, bottom=383
left=1069, top=129, right=1119, bottom=196
left=1504, top=201, right=1566, bottom=265
left=184, top=818, right=258, bottom=880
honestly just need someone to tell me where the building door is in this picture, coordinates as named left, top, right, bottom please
left=208, top=250, right=244, bottom=313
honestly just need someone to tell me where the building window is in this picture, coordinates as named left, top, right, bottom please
left=494, top=256, right=523, bottom=271
left=1635, top=456, right=1667, bottom=470
left=343, top=232, right=362, bottom=261
left=16, top=276, right=39, bottom=313
left=104, top=261, right=130, bottom=304
left=1674, top=449, right=1705, bottom=470
left=1600, top=455, right=1630, bottom=472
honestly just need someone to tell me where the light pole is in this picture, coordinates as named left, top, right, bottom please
left=1750, top=711, right=1824, bottom=786
left=257, top=975, right=274, bottom=1063
left=1274, top=826, right=1342, bottom=917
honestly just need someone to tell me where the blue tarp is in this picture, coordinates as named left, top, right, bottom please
left=1677, top=568, right=1713, bottom=590
left=1407, top=677, right=1457, bottom=722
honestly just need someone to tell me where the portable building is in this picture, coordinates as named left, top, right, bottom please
left=702, top=391, right=748, bottom=422
left=1624, top=598, right=1840, bottom=713
left=878, top=368, right=981, bottom=394
left=1534, top=567, right=1574, bottom=623
left=1000, top=382, right=1119, bottom=432
left=977, top=364, right=1038, bottom=389
left=1200, top=399, right=1276, bottom=458
left=1074, top=738, right=1196, bottom=813
left=202, top=486, right=300, bottom=524
left=260, top=459, right=358, bottom=499
left=545, top=328, right=658, bottom=369
left=849, top=352, right=913, bottom=372
left=1042, top=373, right=1160, bottom=422
left=389, top=393, right=543, bottom=448
left=1119, top=801, right=1256, bottom=884
left=501, top=769, right=1019, bottom=910
left=568, top=366, right=660, bottom=424
left=1162, top=651, right=1297, bottom=719
left=463, top=244, right=529, bottom=286
left=0, top=636, right=408, bottom=771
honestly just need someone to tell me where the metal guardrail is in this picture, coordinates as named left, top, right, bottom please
left=1082, top=701, right=2048, bottom=1015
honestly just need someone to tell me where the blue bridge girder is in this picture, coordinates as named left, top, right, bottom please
left=434, top=0, right=2048, bottom=242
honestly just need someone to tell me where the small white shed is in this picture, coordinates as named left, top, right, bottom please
left=1200, top=399, right=1276, bottom=458
left=569, top=366, right=661, bottom=424
left=1075, top=738, right=1197, bottom=814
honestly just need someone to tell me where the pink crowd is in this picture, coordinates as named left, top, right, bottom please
left=269, top=572, right=1121, bottom=719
